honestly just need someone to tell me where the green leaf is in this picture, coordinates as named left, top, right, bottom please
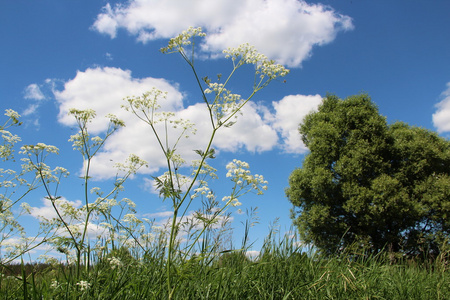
left=194, top=149, right=204, bottom=157
left=224, top=121, right=236, bottom=128
left=206, top=148, right=215, bottom=159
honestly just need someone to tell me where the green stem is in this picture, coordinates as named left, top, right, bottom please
left=167, top=206, right=179, bottom=300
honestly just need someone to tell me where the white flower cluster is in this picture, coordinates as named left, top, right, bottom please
left=94, top=197, right=117, bottom=212
left=191, top=160, right=218, bottom=179
left=38, top=254, right=60, bottom=266
left=68, top=109, right=124, bottom=155
left=139, top=232, right=155, bottom=244
left=223, top=43, right=289, bottom=83
left=0, top=129, right=21, bottom=145
left=221, top=195, right=241, bottom=207
left=114, top=154, right=148, bottom=174
left=122, top=197, right=136, bottom=208
left=68, top=133, right=87, bottom=153
left=50, top=280, right=60, bottom=289
left=123, top=88, right=165, bottom=113
left=1, top=129, right=21, bottom=161
left=155, top=171, right=192, bottom=198
left=191, top=183, right=215, bottom=200
left=0, top=168, right=17, bottom=189
left=107, top=256, right=123, bottom=269
left=1, top=109, right=21, bottom=160
left=4, top=109, right=20, bottom=123
left=204, top=83, right=243, bottom=120
left=76, top=280, right=91, bottom=291
left=105, top=113, right=126, bottom=128
left=69, top=108, right=96, bottom=123
left=160, top=27, right=206, bottom=54
left=223, top=159, right=268, bottom=206
left=124, top=89, right=196, bottom=139
left=122, top=213, right=141, bottom=225
left=20, top=149, right=69, bottom=184
left=20, top=143, right=59, bottom=155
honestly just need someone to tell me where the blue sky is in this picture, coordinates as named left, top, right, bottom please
left=1, top=0, right=450, bottom=259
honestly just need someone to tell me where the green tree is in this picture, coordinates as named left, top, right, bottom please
left=286, top=94, right=450, bottom=256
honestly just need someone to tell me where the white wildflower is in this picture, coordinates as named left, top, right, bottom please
left=107, top=256, right=123, bottom=269
left=50, top=280, right=60, bottom=289
left=76, top=280, right=91, bottom=291
left=160, top=27, right=206, bottom=54
left=122, top=213, right=141, bottom=224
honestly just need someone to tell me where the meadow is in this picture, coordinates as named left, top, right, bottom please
left=1, top=28, right=448, bottom=299
left=1, top=227, right=449, bottom=299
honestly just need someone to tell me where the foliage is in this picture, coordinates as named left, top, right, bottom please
left=287, top=94, right=450, bottom=256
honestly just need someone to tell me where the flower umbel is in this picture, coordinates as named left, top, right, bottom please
left=108, top=256, right=123, bottom=269
left=160, top=27, right=206, bottom=54
left=76, top=280, right=91, bottom=291
left=223, top=43, right=289, bottom=89
left=222, top=159, right=268, bottom=207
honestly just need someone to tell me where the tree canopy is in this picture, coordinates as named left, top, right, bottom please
left=286, top=94, right=450, bottom=256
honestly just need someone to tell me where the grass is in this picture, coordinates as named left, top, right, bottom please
left=1, top=232, right=448, bottom=300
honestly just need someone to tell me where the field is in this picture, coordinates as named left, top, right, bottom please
left=1, top=231, right=448, bottom=300
left=1, top=26, right=449, bottom=300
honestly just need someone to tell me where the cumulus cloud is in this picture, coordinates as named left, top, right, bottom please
left=272, top=94, right=322, bottom=153
left=92, top=0, right=353, bottom=67
left=53, top=67, right=281, bottom=179
left=55, top=67, right=183, bottom=133
left=214, top=102, right=279, bottom=152
left=432, top=82, right=450, bottom=133
left=52, top=66, right=320, bottom=179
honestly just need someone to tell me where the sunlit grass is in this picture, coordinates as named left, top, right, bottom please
left=1, top=226, right=448, bottom=300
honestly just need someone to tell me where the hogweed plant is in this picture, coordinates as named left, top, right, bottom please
left=19, top=109, right=147, bottom=280
left=125, top=27, right=288, bottom=297
left=0, top=27, right=288, bottom=298
left=0, top=110, right=53, bottom=266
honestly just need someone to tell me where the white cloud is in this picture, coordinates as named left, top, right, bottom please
left=52, top=66, right=321, bottom=179
left=92, top=0, right=353, bottom=67
left=272, top=94, right=322, bottom=153
left=145, top=211, right=174, bottom=219
left=214, top=102, right=279, bottom=152
left=23, top=84, right=46, bottom=124
left=53, top=67, right=278, bottom=179
left=432, top=82, right=450, bottom=133
left=24, top=83, right=45, bottom=100
left=54, top=67, right=183, bottom=134
left=22, top=104, right=40, bottom=116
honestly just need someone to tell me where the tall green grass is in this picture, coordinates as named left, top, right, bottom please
left=1, top=227, right=448, bottom=299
